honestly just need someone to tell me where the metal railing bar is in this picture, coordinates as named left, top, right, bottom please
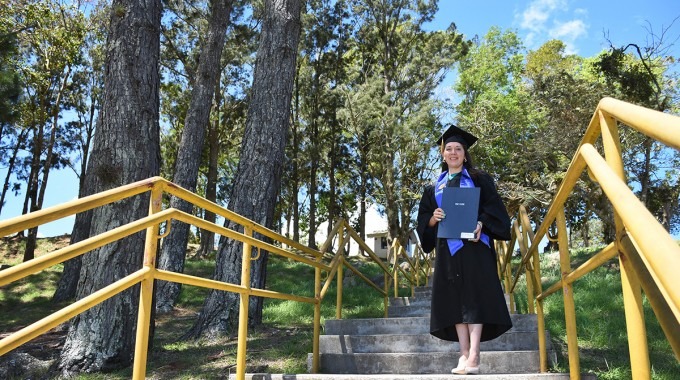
left=319, top=219, right=344, bottom=255
left=320, top=254, right=343, bottom=300
left=618, top=235, right=680, bottom=358
left=0, top=267, right=150, bottom=356
left=598, top=97, right=680, bottom=150
left=341, top=256, right=387, bottom=296
left=0, top=208, right=176, bottom=287
left=172, top=211, right=330, bottom=271
left=537, top=242, right=618, bottom=301
left=501, top=223, right=518, bottom=276
left=0, top=177, right=157, bottom=237
left=521, top=144, right=589, bottom=276
left=163, top=179, right=323, bottom=260
left=580, top=143, right=680, bottom=315
left=394, top=242, right=418, bottom=285
left=153, top=269, right=316, bottom=305
left=342, top=221, right=391, bottom=274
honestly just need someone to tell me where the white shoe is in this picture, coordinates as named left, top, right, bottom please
left=451, top=356, right=467, bottom=374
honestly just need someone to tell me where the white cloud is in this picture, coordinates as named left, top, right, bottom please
left=517, top=0, right=589, bottom=53
left=519, top=0, right=567, bottom=32
left=550, top=19, right=587, bottom=40
left=549, top=19, right=588, bottom=54
left=574, top=7, right=587, bottom=16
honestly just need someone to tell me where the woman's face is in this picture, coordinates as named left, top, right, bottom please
left=442, top=141, right=465, bottom=172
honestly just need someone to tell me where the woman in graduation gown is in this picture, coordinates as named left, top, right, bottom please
left=416, top=125, right=512, bottom=375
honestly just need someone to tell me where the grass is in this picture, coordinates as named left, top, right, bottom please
left=510, top=246, right=680, bottom=380
left=2, top=237, right=678, bottom=379
left=0, top=235, right=71, bottom=333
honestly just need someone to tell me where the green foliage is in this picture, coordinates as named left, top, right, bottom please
left=591, top=42, right=680, bottom=235
left=0, top=32, right=21, bottom=126
left=455, top=25, right=680, bottom=239
left=0, top=0, right=90, bottom=219
left=455, top=27, right=544, bottom=213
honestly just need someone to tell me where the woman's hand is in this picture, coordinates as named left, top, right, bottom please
left=471, top=221, right=483, bottom=242
left=429, top=208, right=446, bottom=227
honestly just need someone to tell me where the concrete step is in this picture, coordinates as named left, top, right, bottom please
left=307, top=350, right=546, bottom=374
left=231, top=374, right=596, bottom=380
left=319, top=330, right=551, bottom=353
left=413, top=287, right=432, bottom=296
left=324, top=314, right=539, bottom=336
left=389, top=296, right=431, bottom=307
left=303, top=286, right=575, bottom=378
left=387, top=304, right=430, bottom=317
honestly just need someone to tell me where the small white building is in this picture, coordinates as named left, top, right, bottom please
left=365, top=230, right=419, bottom=259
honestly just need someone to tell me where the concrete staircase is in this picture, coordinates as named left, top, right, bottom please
left=301, top=286, right=596, bottom=380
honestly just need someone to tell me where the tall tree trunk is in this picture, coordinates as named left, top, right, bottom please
left=24, top=70, right=72, bottom=261
left=52, top=87, right=97, bottom=302
left=37, top=69, right=71, bottom=212
left=0, top=129, right=27, bottom=216
left=22, top=120, right=44, bottom=261
left=57, top=0, right=161, bottom=373
left=23, top=66, right=70, bottom=260
left=327, top=129, right=337, bottom=236
left=358, top=128, right=371, bottom=250
left=308, top=143, right=318, bottom=249
left=639, top=137, right=653, bottom=206
left=155, top=0, right=232, bottom=314
left=582, top=218, right=590, bottom=247
left=52, top=186, right=92, bottom=302
left=291, top=68, right=301, bottom=242
left=307, top=70, right=322, bottom=249
left=184, top=0, right=301, bottom=338
left=197, top=80, right=222, bottom=259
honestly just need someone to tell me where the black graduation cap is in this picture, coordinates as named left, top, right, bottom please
left=436, top=124, right=478, bottom=151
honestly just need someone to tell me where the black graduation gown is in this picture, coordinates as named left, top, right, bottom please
left=416, top=170, right=512, bottom=342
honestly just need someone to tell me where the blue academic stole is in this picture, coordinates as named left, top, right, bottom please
left=434, top=169, right=490, bottom=255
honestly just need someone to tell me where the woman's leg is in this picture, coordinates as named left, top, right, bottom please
left=454, top=323, right=470, bottom=359
left=466, top=323, right=483, bottom=368
left=452, top=323, right=470, bottom=372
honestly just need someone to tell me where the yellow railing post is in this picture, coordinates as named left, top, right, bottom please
left=132, top=182, right=163, bottom=380
left=336, top=259, right=343, bottom=319
left=312, top=264, right=322, bottom=373
left=536, top=298, right=547, bottom=372
left=525, top=268, right=535, bottom=314
left=498, top=241, right=516, bottom=314
left=516, top=220, right=535, bottom=314
left=415, top=249, right=421, bottom=287
left=600, top=111, right=651, bottom=378
left=557, top=208, right=580, bottom=380
left=391, top=244, right=399, bottom=298
left=383, top=271, right=389, bottom=318
left=236, top=226, right=253, bottom=380
left=524, top=268, right=536, bottom=314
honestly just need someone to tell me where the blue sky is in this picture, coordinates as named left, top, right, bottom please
left=431, top=0, right=679, bottom=57
left=1, top=0, right=679, bottom=237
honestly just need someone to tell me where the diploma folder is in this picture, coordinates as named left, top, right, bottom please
left=437, top=187, right=480, bottom=239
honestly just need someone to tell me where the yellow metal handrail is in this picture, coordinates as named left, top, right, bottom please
left=497, top=97, right=680, bottom=379
left=0, top=177, right=426, bottom=380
